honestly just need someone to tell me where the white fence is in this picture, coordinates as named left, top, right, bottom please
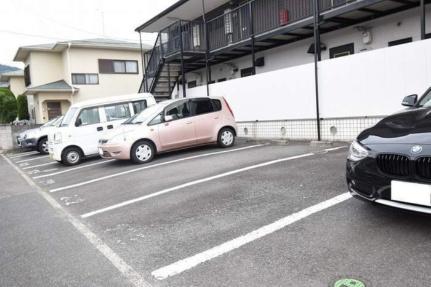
left=184, top=39, right=431, bottom=141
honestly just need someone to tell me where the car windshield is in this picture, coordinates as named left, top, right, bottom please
left=417, top=89, right=431, bottom=107
left=60, top=107, right=78, bottom=127
left=123, top=104, right=162, bottom=125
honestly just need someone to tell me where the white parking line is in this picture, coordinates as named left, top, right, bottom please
left=80, top=146, right=347, bottom=219
left=152, top=192, right=352, bottom=280
left=15, top=155, right=49, bottom=163
left=8, top=151, right=40, bottom=158
left=49, top=144, right=266, bottom=193
left=1, top=154, right=152, bottom=287
left=22, top=161, right=57, bottom=170
left=33, top=159, right=116, bottom=179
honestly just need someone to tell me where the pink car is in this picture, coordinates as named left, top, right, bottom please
left=98, top=97, right=237, bottom=163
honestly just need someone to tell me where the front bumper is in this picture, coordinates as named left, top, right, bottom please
left=49, top=142, right=65, bottom=161
left=346, top=158, right=431, bottom=214
left=98, top=143, right=131, bottom=160
left=19, top=138, right=38, bottom=149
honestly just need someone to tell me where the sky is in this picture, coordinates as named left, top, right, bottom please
left=0, top=0, right=177, bottom=68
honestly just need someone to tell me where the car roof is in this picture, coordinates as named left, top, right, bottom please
left=70, top=93, right=155, bottom=109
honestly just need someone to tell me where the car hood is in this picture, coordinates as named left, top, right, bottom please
left=358, top=107, right=431, bottom=145
left=101, top=124, right=138, bottom=140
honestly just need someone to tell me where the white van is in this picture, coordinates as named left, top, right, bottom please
left=48, top=93, right=156, bottom=166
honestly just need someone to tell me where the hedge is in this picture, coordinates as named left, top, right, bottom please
left=0, top=88, right=17, bottom=123
left=16, top=94, right=29, bottom=120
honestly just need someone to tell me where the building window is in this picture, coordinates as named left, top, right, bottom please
left=241, top=67, right=255, bottom=78
left=98, top=59, right=139, bottom=74
left=72, top=73, right=99, bottom=85
left=329, top=43, right=354, bottom=58
left=24, top=65, right=31, bottom=87
left=187, top=81, right=197, bottom=88
left=388, top=37, right=413, bottom=47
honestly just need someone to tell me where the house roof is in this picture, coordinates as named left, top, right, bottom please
left=0, top=70, right=24, bottom=82
left=135, top=0, right=228, bottom=32
left=24, top=80, right=78, bottom=94
left=14, top=38, right=152, bottom=62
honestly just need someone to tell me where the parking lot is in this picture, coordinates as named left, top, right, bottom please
left=3, top=140, right=431, bottom=287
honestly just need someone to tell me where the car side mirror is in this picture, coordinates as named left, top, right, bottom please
left=164, top=115, right=174, bottom=122
left=75, top=118, right=82, bottom=127
left=402, top=94, right=418, bottom=107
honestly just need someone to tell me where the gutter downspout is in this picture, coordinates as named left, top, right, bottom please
left=67, top=42, right=75, bottom=105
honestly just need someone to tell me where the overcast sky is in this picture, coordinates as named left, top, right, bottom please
left=0, top=0, right=177, bottom=68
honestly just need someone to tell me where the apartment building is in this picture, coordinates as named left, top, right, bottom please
left=14, top=38, right=151, bottom=124
left=136, top=0, right=431, bottom=141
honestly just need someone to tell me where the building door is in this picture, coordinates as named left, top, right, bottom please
left=47, top=102, right=61, bottom=120
left=329, top=43, right=354, bottom=58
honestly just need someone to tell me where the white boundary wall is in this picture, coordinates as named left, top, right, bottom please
left=184, top=39, right=431, bottom=141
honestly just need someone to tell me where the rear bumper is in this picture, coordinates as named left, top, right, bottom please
left=98, top=144, right=131, bottom=160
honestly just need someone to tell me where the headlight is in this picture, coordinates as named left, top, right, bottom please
left=54, top=132, right=62, bottom=144
left=108, top=134, right=127, bottom=144
left=348, top=141, right=368, bottom=161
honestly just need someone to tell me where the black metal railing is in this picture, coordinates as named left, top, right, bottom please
left=143, top=20, right=207, bottom=92
left=142, top=0, right=359, bottom=91
left=206, top=0, right=358, bottom=51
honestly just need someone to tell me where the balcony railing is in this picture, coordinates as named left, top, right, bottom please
left=143, top=0, right=358, bottom=92
left=207, top=0, right=358, bottom=51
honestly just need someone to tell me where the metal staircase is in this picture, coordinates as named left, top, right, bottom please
left=140, top=20, right=206, bottom=101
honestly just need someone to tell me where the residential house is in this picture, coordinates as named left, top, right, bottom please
left=136, top=0, right=431, bottom=141
left=0, top=70, right=26, bottom=97
left=14, top=38, right=151, bottom=124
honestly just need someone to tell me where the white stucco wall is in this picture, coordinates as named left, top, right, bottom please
left=185, top=39, right=431, bottom=121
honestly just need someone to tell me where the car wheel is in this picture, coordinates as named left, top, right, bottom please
left=38, top=138, right=49, bottom=154
left=131, top=140, right=155, bottom=164
left=218, top=128, right=235, bottom=148
left=61, top=147, right=83, bottom=166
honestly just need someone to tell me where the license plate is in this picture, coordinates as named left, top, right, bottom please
left=98, top=148, right=103, bottom=156
left=391, top=180, right=431, bottom=207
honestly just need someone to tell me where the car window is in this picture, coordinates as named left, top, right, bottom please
left=211, top=99, right=222, bottom=111
left=132, top=100, right=147, bottom=114
left=418, top=89, right=431, bottom=107
left=104, top=103, right=131, bottom=121
left=165, top=101, right=190, bottom=120
left=190, top=98, right=214, bottom=116
left=148, top=113, right=163, bottom=126
left=76, top=107, right=100, bottom=126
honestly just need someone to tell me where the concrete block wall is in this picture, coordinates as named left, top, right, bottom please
left=0, top=125, right=13, bottom=150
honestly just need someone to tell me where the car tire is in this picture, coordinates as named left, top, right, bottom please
left=38, top=137, right=49, bottom=154
left=61, top=147, right=83, bottom=166
left=130, top=140, right=155, bottom=164
left=218, top=127, right=235, bottom=148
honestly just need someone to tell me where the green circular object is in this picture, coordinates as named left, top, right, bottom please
left=333, top=278, right=366, bottom=287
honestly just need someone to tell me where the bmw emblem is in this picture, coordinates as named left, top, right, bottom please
left=411, top=145, right=423, bottom=154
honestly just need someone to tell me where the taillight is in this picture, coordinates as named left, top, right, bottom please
left=223, top=97, right=235, bottom=118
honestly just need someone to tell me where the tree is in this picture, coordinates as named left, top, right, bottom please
left=16, top=94, right=29, bottom=120
left=0, top=88, right=17, bottom=123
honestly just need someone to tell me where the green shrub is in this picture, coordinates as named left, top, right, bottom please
left=16, top=94, right=29, bottom=120
left=0, top=88, right=17, bottom=123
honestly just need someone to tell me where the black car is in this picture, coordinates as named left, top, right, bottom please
left=347, top=88, right=431, bottom=214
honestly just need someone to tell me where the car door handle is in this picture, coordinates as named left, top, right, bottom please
left=214, top=116, right=219, bottom=119
left=97, top=127, right=103, bottom=131
left=186, top=121, right=193, bottom=124
left=107, top=125, right=113, bottom=129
